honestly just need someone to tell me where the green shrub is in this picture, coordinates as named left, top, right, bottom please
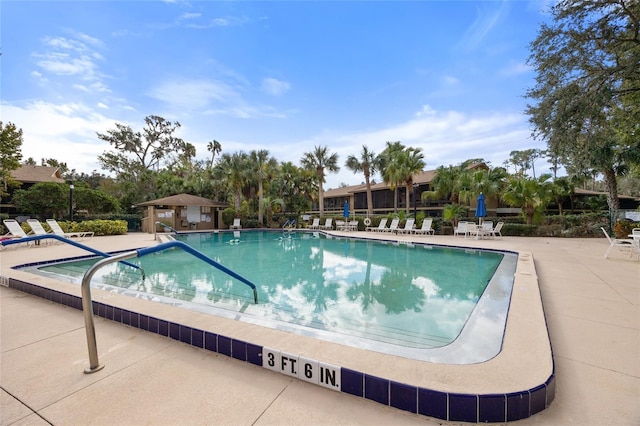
left=222, top=208, right=236, bottom=228
left=613, top=220, right=640, bottom=238
left=502, top=223, right=537, bottom=236
left=56, top=219, right=128, bottom=236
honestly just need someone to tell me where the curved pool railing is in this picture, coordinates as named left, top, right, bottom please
left=81, top=240, right=258, bottom=373
left=1, top=234, right=145, bottom=277
left=155, top=221, right=179, bottom=233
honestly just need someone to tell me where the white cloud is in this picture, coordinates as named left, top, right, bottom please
left=32, top=33, right=109, bottom=95
left=457, top=0, right=510, bottom=51
left=147, top=79, right=239, bottom=110
left=321, top=104, right=539, bottom=188
left=148, top=77, right=288, bottom=119
left=500, top=60, right=531, bottom=77
left=261, top=78, right=291, bottom=96
left=1, top=101, right=117, bottom=174
left=179, top=12, right=201, bottom=20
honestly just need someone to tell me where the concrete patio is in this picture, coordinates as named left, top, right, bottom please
left=1, top=232, right=638, bottom=425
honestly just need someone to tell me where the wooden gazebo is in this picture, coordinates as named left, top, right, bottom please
left=135, top=193, right=228, bottom=233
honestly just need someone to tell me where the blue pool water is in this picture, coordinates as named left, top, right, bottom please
left=23, top=230, right=517, bottom=363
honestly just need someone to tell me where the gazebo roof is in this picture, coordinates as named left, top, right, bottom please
left=135, top=193, right=228, bottom=207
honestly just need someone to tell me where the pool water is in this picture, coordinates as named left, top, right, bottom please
left=26, top=230, right=516, bottom=362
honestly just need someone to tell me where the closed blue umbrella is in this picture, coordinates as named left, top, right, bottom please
left=343, top=201, right=350, bottom=219
left=475, top=192, right=487, bottom=223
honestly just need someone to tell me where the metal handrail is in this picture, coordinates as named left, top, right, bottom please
left=155, top=221, right=179, bottom=233
left=282, top=219, right=296, bottom=229
left=1, top=234, right=145, bottom=277
left=81, top=240, right=258, bottom=373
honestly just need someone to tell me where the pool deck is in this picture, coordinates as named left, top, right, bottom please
left=1, top=231, right=638, bottom=425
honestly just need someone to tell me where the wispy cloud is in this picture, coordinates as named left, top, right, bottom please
left=31, top=32, right=109, bottom=96
left=147, top=79, right=240, bottom=110
left=457, top=0, right=510, bottom=51
left=184, top=15, right=251, bottom=29
left=1, top=101, right=117, bottom=173
left=500, top=60, right=531, bottom=77
left=148, top=77, right=288, bottom=119
left=261, top=78, right=291, bottom=96
left=321, top=104, right=537, bottom=187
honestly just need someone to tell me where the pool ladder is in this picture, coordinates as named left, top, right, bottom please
left=282, top=219, right=296, bottom=237
left=1, top=235, right=258, bottom=375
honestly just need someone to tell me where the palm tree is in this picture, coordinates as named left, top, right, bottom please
left=443, top=203, right=468, bottom=228
left=548, top=176, right=574, bottom=215
left=380, top=142, right=406, bottom=213
left=249, top=149, right=278, bottom=226
left=502, top=174, right=553, bottom=225
left=219, top=151, right=249, bottom=213
left=465, top=166, right=508, bottom=211
left=206, top=140, right=222, bottom=168
left=301, top=146, right=339, bottom=218
left=421, top=164, right=462, bottom=204
left=397, top=148, right=425, bottom=215
left=345, top=145, right=379, bottom=218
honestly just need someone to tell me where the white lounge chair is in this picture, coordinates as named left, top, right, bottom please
left=488, top=222, right=504, bottom=239
left=631, top=228, right=640, bottom=260
left=1, top=219, right=34, bottom=248
left=320, top=218, right=333, bottom=230
left=230, top=218, right=242, bottom=229
left=454, top=221, right=469, bottom=237
left=397, top=218, right=415, bottom=234
left=414, top=219, right=434, bottom=235
left=383, top=218, right=400, bottom=233
left=308, top=218, right=320, bottom=229
left=347, top=220, right=358, bottom=231
left=466, top=222, right=479, bottom=239
left=46, top=219, right=94, bottom=239
left=601, top=227, right=634, bottom=259
left=3, top=219, right=30, bottom=238
left=367, top=218, right=387, bottom=232
left=26, top=219, right=57, bottom=245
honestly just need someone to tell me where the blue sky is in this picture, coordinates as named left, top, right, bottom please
left=1, top=0, right=554, bottom=188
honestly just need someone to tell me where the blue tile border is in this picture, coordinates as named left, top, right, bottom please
left=418, top=387, right=448, bottom=420
left=4, top=278, right=556, bottom=423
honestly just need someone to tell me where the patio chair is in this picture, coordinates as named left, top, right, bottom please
left=454, top=221, right=469, bottom=237
left=3, top=219, right=30, bottom=238
left=26, top=219, right=57, bottom=245
left=308, top=218, right=321, bottom=229
left=488, top=222, right=504, bottom=239
left=367, top=218, right=387, bottom=232
left=347, top=220, right=359, bottom=231
left=320, top=218, right=333, bottom=230
left=414, top=218, right=434, bottom=235
left=1, top=219, right=34, bottom=248
left=466, top=222, right=479, bottom=239
left=46, top=219, right=94, bottom=239
left=230, top=218, right=242, bottom=229
left=601, top=227, right=634, bottom=259
left=382, top=218, right=400, bottom=233
left=629, top=228, right=640, bottom=260
left=397, top=218, right=415, bottom=234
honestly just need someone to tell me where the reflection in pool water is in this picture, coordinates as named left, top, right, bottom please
left=27, top=230, right=515, bottom=363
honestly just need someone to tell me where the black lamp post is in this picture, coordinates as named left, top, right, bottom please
left=413, top=183, right=419, bottom=218
left=69, top=178, right=74, bottom=221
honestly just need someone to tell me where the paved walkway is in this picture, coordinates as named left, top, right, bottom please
left=1, top=232, right=638, bottom=425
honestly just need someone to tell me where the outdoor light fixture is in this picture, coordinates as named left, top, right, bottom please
left=413, top=183, right=419, bottom=218
left=69, top=176, right=74, bottom=221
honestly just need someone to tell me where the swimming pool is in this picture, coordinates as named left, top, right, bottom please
left=2, top=231, right=555, bottom=422
left=21, top=230, right=516, bottom=364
